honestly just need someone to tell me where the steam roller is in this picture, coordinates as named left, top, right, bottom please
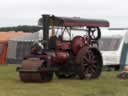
left=17, top=14, right=109, bottom=83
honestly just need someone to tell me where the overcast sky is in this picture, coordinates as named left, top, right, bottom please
left=0, top=0, right=128, bottom=27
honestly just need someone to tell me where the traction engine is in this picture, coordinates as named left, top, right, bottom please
left=17, top=14, right=109, bottom=82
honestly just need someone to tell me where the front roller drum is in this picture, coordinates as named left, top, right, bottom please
left=19, top=71, right=53, bottom=82
left=18, top=58, right=53, bottom=82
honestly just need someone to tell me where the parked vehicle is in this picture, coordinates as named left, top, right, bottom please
left=17, top=14, right=109, bottom=82
left=99, top=28, right=128, bottom=70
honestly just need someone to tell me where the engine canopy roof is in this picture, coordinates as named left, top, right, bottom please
left=48, top=15, right=109, bottom=27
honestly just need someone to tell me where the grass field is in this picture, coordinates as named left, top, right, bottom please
left=0, top=65, right=128, bottom=96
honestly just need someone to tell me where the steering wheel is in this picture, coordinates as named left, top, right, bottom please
left=87, top=27, right=101, bottom=40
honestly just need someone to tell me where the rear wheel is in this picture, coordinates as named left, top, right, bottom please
left=76, top=47, right=103, bottom=79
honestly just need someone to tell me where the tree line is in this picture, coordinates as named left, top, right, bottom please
left=0, top=25, right=42, bottom=33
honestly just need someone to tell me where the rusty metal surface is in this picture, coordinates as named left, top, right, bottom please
left=21, top=58, right=44, bottom=70
left=75, top=47, right=102, bottom=79
left=19, top=72, right=43, bottom=82
left=19, top=71, right=53, bottom=82
left=72, top=36, right=86, bottom=55
left=18, top=58, right=53, bottom=82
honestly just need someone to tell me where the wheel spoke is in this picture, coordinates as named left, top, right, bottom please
left=83, top=56, right=88, bottom=62
left=85, top=67, right=89, bottom=74
left=83, top=55, right=97, bottom=64
left=83, top=63, right=88, bottom=66
left=88, top=53, right=92, bottom=61
left=89, top=65, right=97, bottom=74
left=91, top=64, right=97, bottom=69
left=85, top=50, right=97, bottom=64
left=83, top=54, right=91, bottom=63
left=90, top=60, right=97, bottom=64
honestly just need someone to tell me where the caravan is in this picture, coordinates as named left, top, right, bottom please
left=99, top=28, right=128, bottom=70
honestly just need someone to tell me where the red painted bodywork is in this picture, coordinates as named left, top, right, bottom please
left=72, top=36, right=86, bottom=55
left=53, top=51, right=69, bottom=64
left=56, top=42, right=71, bottom=50
left=30, top=36, right=90, bottom=65
left=52, top=36, right=89, bottom=64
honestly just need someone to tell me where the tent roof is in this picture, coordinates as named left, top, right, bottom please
left=0, top=32, right=30, bottom=42
left=10, top=31, right=42, bottom=42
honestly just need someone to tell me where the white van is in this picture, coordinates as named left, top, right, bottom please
left=99, top=28, right=128, bottom=70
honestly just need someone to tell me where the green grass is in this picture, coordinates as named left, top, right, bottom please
left=0, top=65, right=127, bottom=96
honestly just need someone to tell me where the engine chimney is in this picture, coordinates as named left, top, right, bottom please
left=42, top=14, right=50, bottom=49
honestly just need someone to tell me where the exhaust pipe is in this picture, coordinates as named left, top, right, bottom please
left=42, top=15, right=50, bottom=49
